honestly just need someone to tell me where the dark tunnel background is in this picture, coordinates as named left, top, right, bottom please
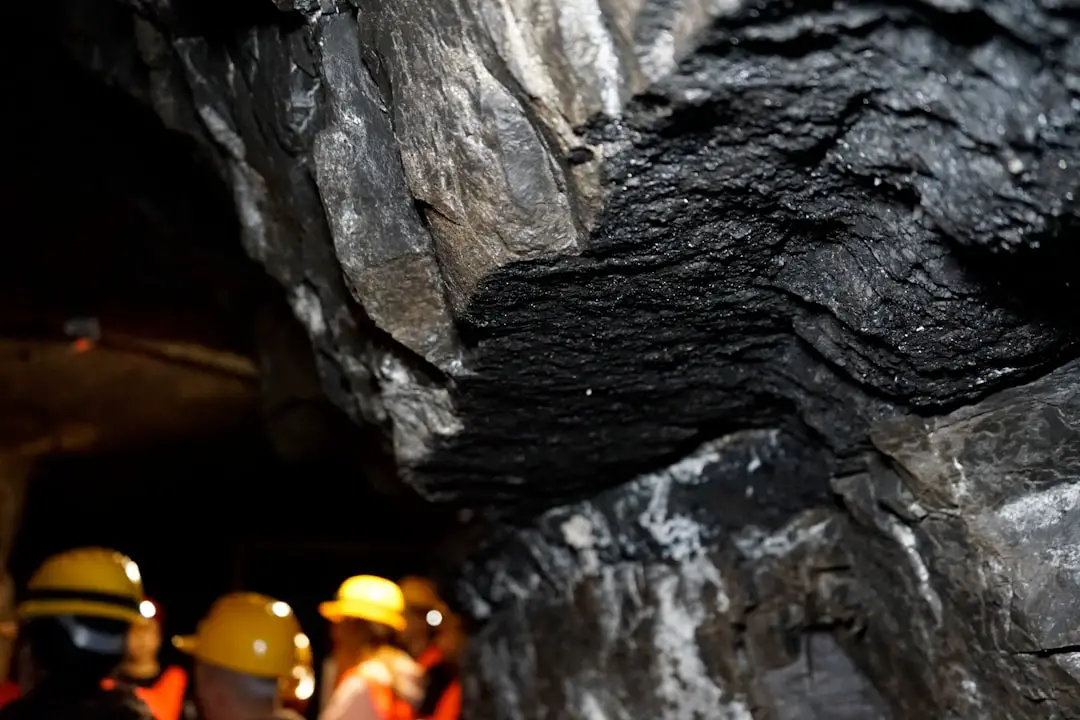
left=0, top=6, right=461, bottom=716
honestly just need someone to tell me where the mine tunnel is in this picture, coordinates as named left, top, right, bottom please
left=2, top=0, right=1080, bottom=719
left=0, top=11, right=463, bottom=719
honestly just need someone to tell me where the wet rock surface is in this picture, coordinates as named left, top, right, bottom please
left=462, top=359, right=1080, bottom=719
left=447, top=0, right=1080, bottom=502
left=459, top=430, right=879, bottom=719
left=835, top=356, right=1080, bottom=718
left=39, top=0, right=1080, bottom=716
left=51, top=0, right=1080, bottom=507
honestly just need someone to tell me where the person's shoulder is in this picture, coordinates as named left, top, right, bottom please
left=122, top=706, right=156, bottom=720
left=0, top=692, right=152, bottom=720
left=103, top=687, right=155, bottom=720
left=115, top=699, right=155, bottom=720
left=321, top=672, right=375, bottom=720
left=159, top=665, right=189, bottom=686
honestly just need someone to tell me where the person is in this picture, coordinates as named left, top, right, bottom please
left=398, top=578, right=462, bottom=720
left=0, top=572, right=18, bottom=708
left=318, top=654, right=338, bottom=715
left=174, top=592, right=307, bottom=720
left=0, top=547, right=154, bottom=720
left=318, top=575, right=424, bottom=720
left=105, top=598, right=191, bottom=720
left=278, top=632, right=315, bottom=716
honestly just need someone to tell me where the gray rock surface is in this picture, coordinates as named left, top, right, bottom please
left=835, top=356, right=1080, bottom=718
left=462, top=357, right=1080, bottom=719
left=54, top=0, right=1080, bottom=507
left=46, top=0, right=1080, bottom=716
left=459, top=430, right=883, bottom=718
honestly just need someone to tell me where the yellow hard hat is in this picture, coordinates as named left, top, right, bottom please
left=17, top=548, right=144, bottom=624
left=318, top=575, right=406, bottom=630
left=173, top=593, right=304, bottom=679
left=293, top=632, right=312, bottom=666
left=280, top=634, right=315, bottom=703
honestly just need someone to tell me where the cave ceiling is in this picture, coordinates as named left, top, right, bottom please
left=40, top=0, right=1077, bottom=516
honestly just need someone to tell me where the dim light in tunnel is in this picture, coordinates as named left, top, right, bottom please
left=426, top=610, right=442, bottom=628
left=72, top=338, right=95, bottom=353
left=295, top=632, right=310, bottom=649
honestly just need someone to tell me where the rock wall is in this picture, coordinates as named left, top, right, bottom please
left=459, top=431, right=874, bottom=718
left=44, top=0, right=1080, bottom=716
left=836, top=358, right=1080, bottom=717
left=56, top=0, right=1080, bottom=504
left=464, top=361, right=1080, bottom=718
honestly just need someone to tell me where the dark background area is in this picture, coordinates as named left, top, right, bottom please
left=0, top=8, right=460, bottom=718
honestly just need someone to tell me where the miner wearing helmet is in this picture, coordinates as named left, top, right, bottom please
left=105, top=598, right=191, bottom=720
left=173, top=592, right=307, bottom=720
left=318, top=575, right=424, bottom=720
left=399, top=578, right=462, bottom=720
left=278, top=634, right=315, bottom=716
left=0, top=547, right=154, bottom=720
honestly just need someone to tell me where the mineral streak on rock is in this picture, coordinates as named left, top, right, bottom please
left=460, top=430, right=880, bottom=719
left=462, top=359, right=1080, bottom=719
left=835, top=357, right=1080, bottom=718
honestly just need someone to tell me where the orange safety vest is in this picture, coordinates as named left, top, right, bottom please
left=102, top=666, right=188, bottom=720
left=416, top=647, right=461, bottom=720
left=338, top=665, right=415, bottom=720
left=0, top=680, right=19, bottom=709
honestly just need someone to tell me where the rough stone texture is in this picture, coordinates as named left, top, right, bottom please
left=47, top=0, right=1080, bottom=716
left=54, top=0, right=1080, bottom=508
left=835, top=356, right=1080, bottom=718
left=461, top=358, right=1080, bottom=719
left=459, top=430, right=884, bottom=719
left=445, top=0, right=1080, bottom=502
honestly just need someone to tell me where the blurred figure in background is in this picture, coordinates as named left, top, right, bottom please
left=318, top=576, right=423, bottom=720
left=0, top=547, right=153, bottom=720
left=318, top=654, right=337, bottom=716
left=0, top=573, right=19, bottom=710
left=105, top=598, right=191, bottom=720
left=399, top=578, right=462, bottom=720
left=278, top=632, right=315, bottom=716
left=175, top=592, right=306, bottom=720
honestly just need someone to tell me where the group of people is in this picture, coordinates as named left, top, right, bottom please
left=0, top=547, right=464, bottom=720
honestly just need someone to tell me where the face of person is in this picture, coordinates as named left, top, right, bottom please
left=402, top=607, right=432, bottom=658
left=329, top=620, right=360, bottom=667
left=126, top=621, right=162, bottom=664
left=194, top=663, right=224, bottom=720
